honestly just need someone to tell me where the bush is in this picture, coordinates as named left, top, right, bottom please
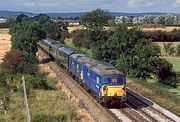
left=71, top=29, right=91, bottom=49
left=1, top=51, right=38, bottom=74
left=25, top=74, right=50, bottom=90
left=145, top=30, right=180, bottom=42
left=1, top=51, right=26, bottom=74
left=155, top=58, right=176, bottom=81
left=32, top=113, right=68, bottom=122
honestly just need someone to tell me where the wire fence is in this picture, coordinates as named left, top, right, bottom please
left=22, top=75, right=31, bottom=122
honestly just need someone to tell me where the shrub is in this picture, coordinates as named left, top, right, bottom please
left=155, top=58, right=176, bottom=81
left=71, top=29, right=91, bottom=49
left=32, top=113, right=68, bottom=122
left=145, top=30, right=180, bottom=42
left=25, top=75, right=50, bottom=90
left=1, top=51, right=26, bottom=74
left=1, top=51, right=38, bottom=74
left=31, top=114, right=53, bottom=122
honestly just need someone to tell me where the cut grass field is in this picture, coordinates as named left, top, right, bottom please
left=139, top=26, right=180, bottom=32
left=164, top=57, right=180, bottom=72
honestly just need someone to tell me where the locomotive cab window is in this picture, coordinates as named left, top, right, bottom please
left=104, top=77, right=123, bottom=85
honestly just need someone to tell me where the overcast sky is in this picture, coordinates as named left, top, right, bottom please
left=0, top=0, right=180, bottom=13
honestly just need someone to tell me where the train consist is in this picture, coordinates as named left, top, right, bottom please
left=38, top=39, right=127, bottom=106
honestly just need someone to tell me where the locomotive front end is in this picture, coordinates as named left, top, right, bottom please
left=101, top=73, right=127, bottom=106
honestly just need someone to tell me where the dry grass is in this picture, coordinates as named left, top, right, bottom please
left=139, top=26, right=180, bottom=32
left=0, top=29, right=11, bottom=63
left=68, top=26, right=84, bottom=33
left=1, top=92, right=25, bottom=122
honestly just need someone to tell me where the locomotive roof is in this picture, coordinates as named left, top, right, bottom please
left=58, top=46, right=74, bottom=55
left=71, top=53, right=123, bottom=76
left=50, top=43, right=63, bottom=50
left=92, top=64, right=122, bottom=76
left=43, top=39, right=57, bottom=44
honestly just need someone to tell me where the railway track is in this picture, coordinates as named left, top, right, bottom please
left=38, top=47, right=180, bottom=122
left=38, top=48, right=121, bottom=122
left=126, top=89, right=179, bottom=122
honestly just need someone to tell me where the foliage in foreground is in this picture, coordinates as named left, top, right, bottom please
left=31, top=113, right=69, bottom=122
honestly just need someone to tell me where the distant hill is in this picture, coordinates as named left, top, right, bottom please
left=0, top=10, right=36, bottom=18
left=0, top=10, right=175, bottom=18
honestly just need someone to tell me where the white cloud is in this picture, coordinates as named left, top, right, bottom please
left=176, top=0, right=180, bottom=4
left=127, top=0, right=156, bottom=8
left=0, top=0, right=179, bottom=13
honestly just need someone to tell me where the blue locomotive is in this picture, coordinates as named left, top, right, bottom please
left=38, top=39, right=127, bottom=106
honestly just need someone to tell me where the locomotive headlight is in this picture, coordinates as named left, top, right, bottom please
left=122, top=86, right=126, bottom=90
left=103, top=86, right=108, bottom=91
left=103, top=86, right=108, bottom=96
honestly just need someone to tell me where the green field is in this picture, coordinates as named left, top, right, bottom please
left=164, top=57, right=180, bottom=72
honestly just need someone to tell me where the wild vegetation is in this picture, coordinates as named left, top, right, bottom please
left=0, top=14, right=83, bottom=121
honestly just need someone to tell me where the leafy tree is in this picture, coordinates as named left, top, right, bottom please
left=71, top=30, right=90, bottom=48
left=80, top=8, right=112, bottom=29
left=33, top=14, right=67, bottom=40
left=11, top=20, right=44, bottom=56
left=33, top=14, right=51, bottom=24
left=16, top=14, right=29, bottom=23
left=155, top=58, right=176, bottom=81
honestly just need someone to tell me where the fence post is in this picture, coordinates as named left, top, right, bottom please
left=22, top=75, right=31, bottom=122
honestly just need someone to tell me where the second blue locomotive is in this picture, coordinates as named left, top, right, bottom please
left=38, top=39, right=127, bottom=105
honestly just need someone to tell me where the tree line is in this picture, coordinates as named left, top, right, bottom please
left=145, top=29, right=180, bottom=42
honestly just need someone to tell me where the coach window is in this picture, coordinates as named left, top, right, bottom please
left=77, top=64, right=79, bottom=70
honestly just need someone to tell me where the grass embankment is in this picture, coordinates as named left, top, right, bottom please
left=0, top=28, right=91, bottom=121
left=0, top=75, right=83, bottom=122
